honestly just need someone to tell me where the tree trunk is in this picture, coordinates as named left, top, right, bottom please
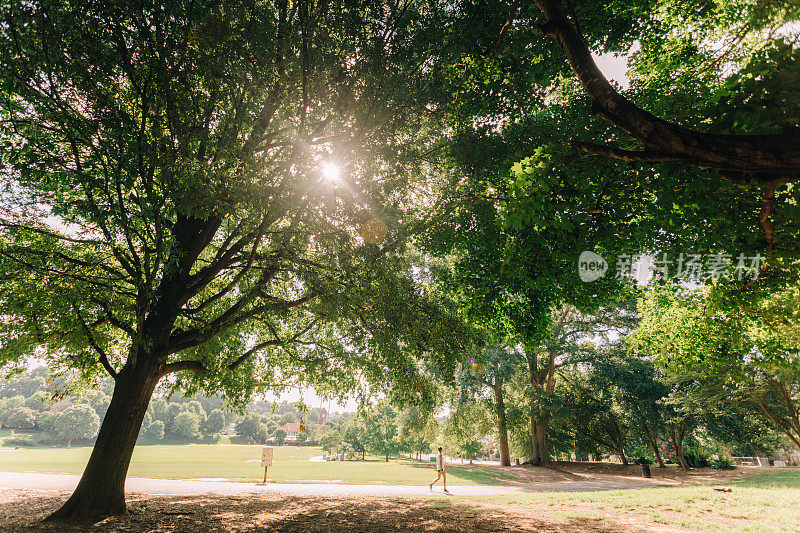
left=608, top=419, right=628, bottom=465
left=643, top=421, right=666, bottom=468
left=492, top=383, right=512, bottom=467
left=530, top=418, right=550, bottom=465
left=616, top=441, right=628, bottom=465
left=46, top=361, right=161, bottom=521
left=670, top=425, right=689, bottom=471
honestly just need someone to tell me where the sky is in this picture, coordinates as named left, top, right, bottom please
left=594, top=51, right=631, bottom=89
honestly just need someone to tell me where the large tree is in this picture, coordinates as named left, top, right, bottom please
left=0, top=0, right=463, bottom=519
left=632, top=283, right=800, bottom=452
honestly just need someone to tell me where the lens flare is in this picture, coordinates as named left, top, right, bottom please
left=321, top=162, right=340, bottom=182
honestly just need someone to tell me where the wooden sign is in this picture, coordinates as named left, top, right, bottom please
left=261, top=446, right=273, bottom=467
left=261, top=446, right=274, bottom=483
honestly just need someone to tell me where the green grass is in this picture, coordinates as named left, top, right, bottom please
left=0, top=444, right=510, bottom=485
left=472, top=469, right=800, bottom=532
left=732, top=469, right=800, bottom=488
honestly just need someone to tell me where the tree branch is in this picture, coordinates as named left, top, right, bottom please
left=72, top=304, right=117, bottom=379
left=536, top=0, right=800, bottom=179
left=572, top=141, right=691, bottom=164
left=487, top=0, right=522, bottom=55
left=168, top=293, right=318, bottom=354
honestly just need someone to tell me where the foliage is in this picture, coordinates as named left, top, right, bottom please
left=443, top=401, right=491, bottom=460
left=256, top=424, right=269, bottom=444
left=279, top=412, right=297, bottom=426
left=203, top=409, right=226, bottom=436
left=37, top=411, right=60, bottom=433
left=319, top=429, right=341, bottom=455
left=681, top=449, right=710, bottom=468
left=0, top=0, right=467, bottom=416
left=397, top=405, right=437, bottom=458
left=631, top=283, right=800, bottom=451
left=2, top=406, right=37, bottom=429
left=712, top=456, right=735, bottom=470
left=235, top=413, right=262, bottom=443
left=341, top=419, right=366, bottom=460
left=53, top=405, right=100, bottom=444
left=359, top=404, right=400, bottom=461
left=172, top=411, right=200, bottom=440
left=143, top=420, right=165, bottom=442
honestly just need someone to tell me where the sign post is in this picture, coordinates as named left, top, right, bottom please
left=261, top=446, right=273, bottom=483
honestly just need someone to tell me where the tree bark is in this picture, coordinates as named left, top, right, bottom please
left=492, top=383, right=512, bottom=467
left=616, top=441, right=628, bottom=465
left=530, top=418, right=550, bottom=465
left=46, top=360, right=161, bottom=520
left=670, top=424, right=689, bottom=471
left=610, top=419, right=628, bottom=465
left=643, top=420, right=666, bottom=468
left=525, top=311, right=568, bottom=467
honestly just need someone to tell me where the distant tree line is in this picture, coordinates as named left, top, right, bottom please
left=0, top=369, right=338, bottom=447
left=1, top=352, right=789, bottom=470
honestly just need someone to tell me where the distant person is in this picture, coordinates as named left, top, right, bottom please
left=429, top=446, right=449, bottom=494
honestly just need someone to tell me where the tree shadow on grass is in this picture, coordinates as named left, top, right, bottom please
left=408, top=462, right=516, bottom=485
left=0, top=491, right=630, bottom=532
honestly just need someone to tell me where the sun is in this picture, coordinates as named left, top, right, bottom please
left=321, top=162, right=341, bottom=182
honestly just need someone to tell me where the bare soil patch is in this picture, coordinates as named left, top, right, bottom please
left=443, top=461, right=753, bottom=487
left=550, top=461, right=753, bottom=484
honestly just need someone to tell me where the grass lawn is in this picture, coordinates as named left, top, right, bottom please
left=467, top=469, right=800, bottom=532
left=0, top=444, right=508, bottom=485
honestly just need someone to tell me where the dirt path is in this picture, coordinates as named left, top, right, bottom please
left=0, top=471, right=666, bottom=497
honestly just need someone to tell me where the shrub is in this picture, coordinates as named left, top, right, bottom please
left=712, top=457, right=735, bottom=470
left=682, top=450, right=710, bottom=468
left=6, top=436, right=37, bottom=447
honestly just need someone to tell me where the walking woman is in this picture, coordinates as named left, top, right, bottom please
left=429, top=447, right=449, bottom=494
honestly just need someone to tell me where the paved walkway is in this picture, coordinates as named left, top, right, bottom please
left=0, top=472, right=661, bottom=497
